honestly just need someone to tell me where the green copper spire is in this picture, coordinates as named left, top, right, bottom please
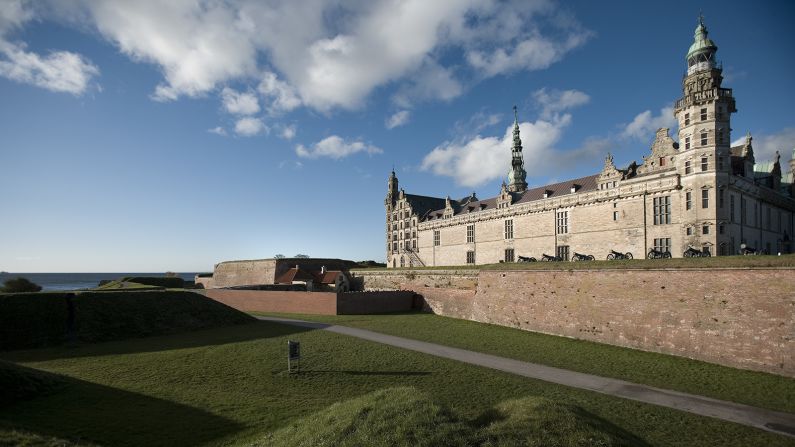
left=686, top=14, right=718, bottom=68
left=507, top=105, right=528, bottom=193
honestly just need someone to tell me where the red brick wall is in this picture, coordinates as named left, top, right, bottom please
left=355, top=268, right=795, bottom=377
left=205, top=290, right=337, bottom=315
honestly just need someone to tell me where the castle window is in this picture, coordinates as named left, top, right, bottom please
left=685, top=160, right=692, bottom=174
left=466, top=251, right=475, bottom=264
left=433, top=230, right=440, bottom=246
left=653, top=238, right=671, bottom=253
left=412, top=231, right=416, bottom=238
left=701, top=157, right=708, bottom=172
left=730, top=195, right=735, bottom=223
left=613, top=211, right=618, bottom=221
left=653, top=196, right=671, bottom=225
left=686, top=227, right=693, bottom=236
left=504, top=248, right=515, bottom=263
left=702, top=225, right=710, bottom=235
left=412, top=239, right=416, bottom=250
left=719, top=189, right=724, bottom=208
left=393, top=242, right=397, bottom=251
left=719, top=224, right=725, bottom=234
left=700, top=108, right=707, bottom=121
left=659, top=157, right=666, bottom=167
left=718, top=157, right=724, bottom=170
left=701, top=189, right=709, bottom=209
left=685, top=136, right=691, bottom=150
left=467, top=224, right=475, bottom=243
left=556, top=245, right=570, bottom=261
left=556, top=211, right=569, bottom=234
left=504, top=219, right=514, bottom=240
left=700, top=132, right=708, bottom=146
left=686, top=191, right=692, bottom=210
left=684, top=113, right=690, bottom=126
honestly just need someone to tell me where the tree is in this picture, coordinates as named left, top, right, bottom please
left=294, top=254, right=310, bottom=258
left=274, top=254, right=285, bottom=259
left=1, top=277, right=42, bottom=293
left=165, top=271, right=178, bottom=277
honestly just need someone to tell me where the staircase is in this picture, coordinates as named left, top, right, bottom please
left=402, top=248, right=425, bottom=267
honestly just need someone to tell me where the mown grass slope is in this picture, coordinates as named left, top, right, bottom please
left=255, top=312, right=795, bottom=414
left=0, top=321, right=792, bottom=447
left=0, top=291, right=254, bottom=350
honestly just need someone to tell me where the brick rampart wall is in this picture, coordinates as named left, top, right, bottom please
left=204, top=289, right=415, bottom=316
left=205, top=290, right=338, bottom=315
left=352, top=268, right=795, bottom=377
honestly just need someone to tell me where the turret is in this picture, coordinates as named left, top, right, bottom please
left=385, top=169, right=398, bottom=206
left=506, top=106, right=528, bottom=193
left=686, top=15, right=719, bottom=75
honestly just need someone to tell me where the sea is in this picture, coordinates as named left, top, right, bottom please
left=0, top=272, right=200, bottom=291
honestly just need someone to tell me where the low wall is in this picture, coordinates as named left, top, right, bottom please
left=352, top=268, right=795, bottom=377
left=205, top=290, right=338, bottom=315
left=204, top=290, right=415, bottom=315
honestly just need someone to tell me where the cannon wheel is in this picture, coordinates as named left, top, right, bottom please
left=664, top=251, right=671, bottom=258
left=572, top=256, right=579, bottom=262
left=683, top=250, right=692, bottom=258
left=529, top=257, right=537, bottom=262
left=625, top=252, right=633, bottom=260
left=702, top=251, right=711, bottom=258
left=587, top=255, right=594, bottom=261
left=606, top=253, right=615, bottom=261
left=647, top=250, right=655, bottom=259
left=541, top=257, right=549, bottom=262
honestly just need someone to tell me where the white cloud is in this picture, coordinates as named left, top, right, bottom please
left=258, top=71, right=301, bottom=114
left=749, top=127, right=795, bottom=163
left=620, top=106, right=677, bottom=141
left=234, top=117, right=266, bottom=137
left=208, top=126, right=227, bottom=136
left=532, top=88, right=589, bottom=119
left=295, top=135, right=382, bottom=159
left=279, top=124, right=296, bottom=140
left=392, top=59, right=463, bottom=107
left=422, top=115, right=572, bottom=187
left=0, top=41, right=99, bottom=95
left=221, top=87, right=260, bottom=115
left=0, top=2, right=98, bottom=95
left=453, top=111, right=503, bottom=136
left=466, top=33, right=589, bottom=78
left=386, top=110, right=410, bottom=129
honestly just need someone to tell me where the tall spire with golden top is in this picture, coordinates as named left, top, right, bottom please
left=506, top=105, right=528, bottom=193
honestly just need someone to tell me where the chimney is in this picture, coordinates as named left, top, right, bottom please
left=321, top=265, right=326, bottom=274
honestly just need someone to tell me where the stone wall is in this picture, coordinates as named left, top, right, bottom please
left=208, top=258, right=354, bottom=289
left=352, top=267, right=795, bottom=377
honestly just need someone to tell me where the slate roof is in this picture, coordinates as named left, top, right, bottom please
left=404, top=194, right=449, bottom=220
left=275, top=267, right=316, bottom=284
left=421, top=174, right=600, bottom=222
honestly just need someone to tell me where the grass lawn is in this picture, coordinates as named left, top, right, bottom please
left=353, top=253, right=795, bottom=271
left=254, top=312, right=795, bottom=414
left=1, top=320, right=793, bottom=446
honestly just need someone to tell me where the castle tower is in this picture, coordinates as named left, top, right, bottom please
left=506, top=106, right=528, bottom=193
left=674, top=15, right=736, bottom=169
left=385, top=169, right=398, bottom=262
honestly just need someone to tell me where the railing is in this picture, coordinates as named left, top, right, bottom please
left=402, top=248, right=425, bottom=267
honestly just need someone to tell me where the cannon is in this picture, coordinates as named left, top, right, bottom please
left=517, top=255, right=537, bottom=262
left=683, top=246, right=710, bottom=257
left=606, top=250, right=632, bottom=260
left=647, top=248, right=672, bottom=259
left=540, top=253, right=562, bottom=262
left=571, top=252, right=595, bottom=261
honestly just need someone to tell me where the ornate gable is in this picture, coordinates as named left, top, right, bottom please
left=637, top=128, right=678, bottom=175
left=597, top=152, right=622, bottom=190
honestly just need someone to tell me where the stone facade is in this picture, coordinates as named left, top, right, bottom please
left=385, top=19, right=795, bottom=268
left=351, top=267, right=795, bottom=377
left=205, top=258, right=353, bottom=288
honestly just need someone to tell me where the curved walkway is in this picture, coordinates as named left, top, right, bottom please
left=256, top=315, right=795, bottom=439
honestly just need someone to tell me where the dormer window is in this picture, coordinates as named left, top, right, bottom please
left=570, top=184, right=580, bottom=194
left=543, top=189, right=552, bottom=198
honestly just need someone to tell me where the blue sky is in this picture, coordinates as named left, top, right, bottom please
left=1, top=0, right=794, bottom=272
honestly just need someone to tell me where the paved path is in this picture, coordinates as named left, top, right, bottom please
left=256, top=315, right=795, bottom=439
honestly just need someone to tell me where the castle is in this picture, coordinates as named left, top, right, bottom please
left=385, top=18, right=795, bottom=268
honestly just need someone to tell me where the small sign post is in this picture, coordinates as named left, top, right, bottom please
left=287, top=340, right=301, bottom=374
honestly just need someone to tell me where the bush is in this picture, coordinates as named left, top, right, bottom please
left=1, top=277, right=42, bottom=293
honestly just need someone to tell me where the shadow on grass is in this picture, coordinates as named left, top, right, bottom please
left=296, top=370, right=431, bottom=376
left=0, top=321, right=316, bottom=363
left=0, top=364, right=242, bottom=447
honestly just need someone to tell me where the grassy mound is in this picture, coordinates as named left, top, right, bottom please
left=0, top=291, right=255, bottom=350
left=0, top=361, right=65, bottom=407
left=0, top=428, right=94, bottom=447
left=257, top=387, right=641, bottom=447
